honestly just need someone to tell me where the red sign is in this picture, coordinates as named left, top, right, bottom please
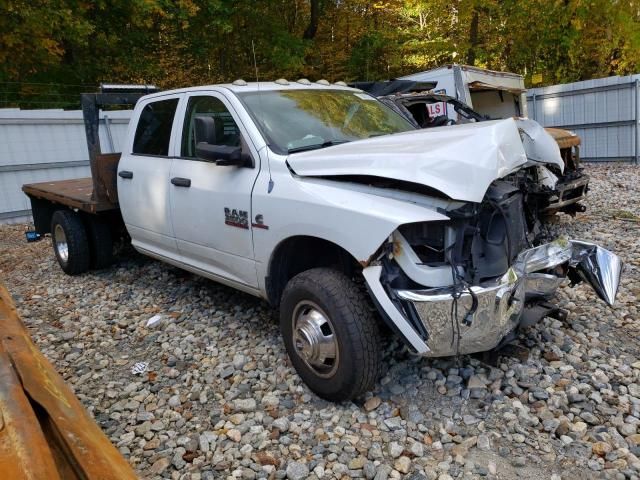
left=427, top=102, right=447, bottom=117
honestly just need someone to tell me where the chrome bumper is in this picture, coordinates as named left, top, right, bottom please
left=364, top=239, right=622, bottom=357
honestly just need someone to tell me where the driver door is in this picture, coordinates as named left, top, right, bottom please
left=169, top=92, right=261, bottom=289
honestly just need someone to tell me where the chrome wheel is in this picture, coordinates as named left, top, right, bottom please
left=53, top=224, right=69, bottom=265
left=292, top=301, right=339, bottom=378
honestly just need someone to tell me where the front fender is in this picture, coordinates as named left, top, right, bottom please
left=252, top=177, right=449, bottom=268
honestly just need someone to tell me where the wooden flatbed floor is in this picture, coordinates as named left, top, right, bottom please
left=22, top=178, right=118, bottom=214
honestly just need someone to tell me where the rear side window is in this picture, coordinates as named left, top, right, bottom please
left=133, top=98, right=179, bottom=156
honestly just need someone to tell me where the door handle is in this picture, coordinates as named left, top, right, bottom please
left=118, top=170, right=133, bottom=179
left=171, top=177, right=191, bottom=187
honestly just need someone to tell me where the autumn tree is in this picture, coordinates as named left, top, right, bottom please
left=1, top=0, right=639, bottom=108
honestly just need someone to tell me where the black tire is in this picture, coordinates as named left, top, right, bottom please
left=280, top=268, right=381, bottom=401
left=86, top=217, right=114, bottom=269
left=51, top=210, right=90, bottom=275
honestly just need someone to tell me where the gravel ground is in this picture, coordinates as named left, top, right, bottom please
left=1, top=164, right=639, bottom=480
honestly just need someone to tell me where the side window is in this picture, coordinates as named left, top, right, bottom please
left=133, top=98, right=179, bottom=156
left=181, top=96, right=241, bottom=158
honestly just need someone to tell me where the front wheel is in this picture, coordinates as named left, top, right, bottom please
left=280, top=268, right=381, bottom=401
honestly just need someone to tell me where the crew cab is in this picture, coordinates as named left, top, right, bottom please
left=23, top=81, right=622, bottom=401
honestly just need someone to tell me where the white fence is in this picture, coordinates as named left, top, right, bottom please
left=527, top=74, right=640, bottom=164
left=0, top=109, right=131, bottom=224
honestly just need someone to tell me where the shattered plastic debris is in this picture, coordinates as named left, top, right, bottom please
left=131, top=362, right=148, bottom=375
left=146, top=314, right=163, bottom=327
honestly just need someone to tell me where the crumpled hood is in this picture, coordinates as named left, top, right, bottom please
left=287, top=118, right=528, bottom=203
left=515, top=118, right=564, bottom=172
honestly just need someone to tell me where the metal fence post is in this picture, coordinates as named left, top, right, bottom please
left=633, top=78, right=640, bottom=165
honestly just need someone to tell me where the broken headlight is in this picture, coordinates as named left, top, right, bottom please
left=398, top=221, right=448, bottom=265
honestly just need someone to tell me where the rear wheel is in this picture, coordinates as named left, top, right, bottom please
left=51, top=210, right=90, bottom=275
left=280, top=268, right=381, bottom=401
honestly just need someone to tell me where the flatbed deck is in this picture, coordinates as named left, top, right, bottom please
left=22, top=178, right=118, bottom=214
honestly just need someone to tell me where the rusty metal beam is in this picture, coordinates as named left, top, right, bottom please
left=0, top=283, right=138, bottom=480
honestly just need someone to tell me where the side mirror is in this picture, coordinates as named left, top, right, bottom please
left=195, top=143, right=247, bottom=166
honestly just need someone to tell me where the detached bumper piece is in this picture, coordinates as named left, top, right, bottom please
left=543, top=174, right=590, bottom=214
left=364, top=239, right=622, bottom=357
left=0, top=283, right=137, bottom=480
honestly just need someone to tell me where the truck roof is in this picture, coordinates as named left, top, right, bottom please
left=400, top=64, right=525, bottom=94
left=401, top=64, right=524, bottom=80
left=141, top=80, right=360, bottom=100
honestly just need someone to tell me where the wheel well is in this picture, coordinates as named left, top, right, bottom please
left=266, top=236, right=362, bottom=307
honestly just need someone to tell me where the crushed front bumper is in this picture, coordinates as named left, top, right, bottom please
left=364, top=239, right=622, bottom=357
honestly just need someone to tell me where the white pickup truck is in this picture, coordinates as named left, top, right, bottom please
left=23, top=81, right=622, bottom=401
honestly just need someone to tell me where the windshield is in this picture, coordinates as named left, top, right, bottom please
left=236, top=89, right=415, bottom=154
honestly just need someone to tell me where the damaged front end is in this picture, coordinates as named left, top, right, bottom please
left=363, top=181, right=622, bottom=357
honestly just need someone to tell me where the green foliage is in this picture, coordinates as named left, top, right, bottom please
left=1, top=0, right=639, bottom=108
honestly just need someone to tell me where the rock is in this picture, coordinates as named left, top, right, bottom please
left=227, top=429, right=242, bottom=442
left=234, top=398, right=257, bottom=412
left=198, top=434, right=210, bottom=453
left=389, top=441, right=404, bottom=458
left=409, top=441, right=424, bottom=457
left=394, top=456, right=411, bottom=474
left=580, top=412, right=599, bottom=425
left=374, top=465, right=393, bottom=480
left=626, top=434, right=640, bottom=449
left=171, top=449, right=186, bottom=470
left=365, top=396, right=382, bottom=412
left=467, top=375, right=486, bottom=389
left=261, top=395, right=279, bottom=408
left=477, top=434, right=491, bottom=451
left=619, top=423, right=637, bottom=437
left=286, top=461, right=309, bottom=480
left=273, top=417, right=290, bottom=432
left=364, top=461, right=377, bottom=480
left=256, top=452, right=279, bottom=466
left=592, top=441, right=612, bottom=457
left=149, top=457, right=170, bottom=474
left=572, top=422, right=588, bottom=437
left=349, top=456, right=366, bottom=470
left=384, top=416, right=403, bottom=430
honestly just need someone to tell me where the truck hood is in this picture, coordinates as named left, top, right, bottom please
left=515, top=118, right=564, bottom=172
left=287, top=118, right=528, bottom=203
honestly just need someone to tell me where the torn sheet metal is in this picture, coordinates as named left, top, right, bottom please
left=288, top=118, right=528, bottom=203
left=0, top=283, right=138, bottom=480
left=367, top=238, right=622, bottom=357
left=516, top=118, right=564, bottom=172
left=569, top=240, right=623, bottom=306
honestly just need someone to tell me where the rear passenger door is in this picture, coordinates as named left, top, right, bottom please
left=118, top=94, right=182, bottom=260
